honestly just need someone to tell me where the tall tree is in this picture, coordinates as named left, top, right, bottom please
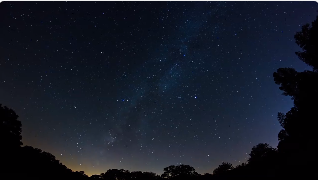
left=273, top=14, right=318, bottom=179
left=274, top=15, right=318, bottom=135
left=273, top=16, right=318, bottom=150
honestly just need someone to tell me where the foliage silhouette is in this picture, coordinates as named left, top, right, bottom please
left=100, top=169, right=131, bottom=180
left=273, top=14, right=318, bottom=179
left=273, top=15, right=318, bottom=143
left=130, top=171, right=159, bottom=180
left=247, top=143, right=276, bottom=164
left=162, top=164, right=199, bottom=179
left=0, top=104, right=23, bottom=178
left=0, top=104, right=23, bottom=149
left=98, top=169, right=159, bottom=180
left=0, top=104, right=89, bottom=180
left=90, top=174, right=102, bottom=179
left=212, top=162, right=234, bottom=175
left=294, top=15, right=318, bottom=71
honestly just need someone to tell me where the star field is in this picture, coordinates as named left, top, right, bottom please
left=0, top=1, right=317, bottom=176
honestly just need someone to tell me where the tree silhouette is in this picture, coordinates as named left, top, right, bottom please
left=18, top=145, right=75, bottom=179
left=129, top=171, right=158, bottom=180
left=200, top=173, right=213, bottom=180
left=130, top=171, right=144, bottom=179
left=294, top=15, right=318, bottom=71
left=100, top=169, right=130, bottom=180
left=235, top=162, right=247, bottom=169
left=142, top=172, right=157, bottom=179
left=0, top=104, right=23, bottom=178
left=90, top=174, right=101, bottom=179
left=0, top=104, right=90, bottom=180
left=0, top=104, right=22, bottom=149
left=273, top=15, right=318, bottom=145
left=273, top=14, right=318, bottom=179
left=212, top=162, right=234, bottom=175
left=248, top=143, right=276, bottom=165
left=74, top=171, right=89, bottom=179
left=162, top=164, right=198, bottom=179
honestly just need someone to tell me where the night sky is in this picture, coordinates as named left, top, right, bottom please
left=0, top=1, right=317, bottom=176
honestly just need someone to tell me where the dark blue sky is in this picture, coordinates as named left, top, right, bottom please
left=0, top=1, right=317, bottom=176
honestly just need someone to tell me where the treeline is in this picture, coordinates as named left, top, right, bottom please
left=1, top=13, right=317, bottom=180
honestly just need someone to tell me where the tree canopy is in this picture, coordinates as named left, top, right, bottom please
left=0, top=104, right=22, bottom=149
left=294, top=15, right=318, bottom=71
left=162, top=164, right=198, bottom=179
left=212, top=162, right=234, bottom=175
left=272, top=14, right=318, bottom=179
